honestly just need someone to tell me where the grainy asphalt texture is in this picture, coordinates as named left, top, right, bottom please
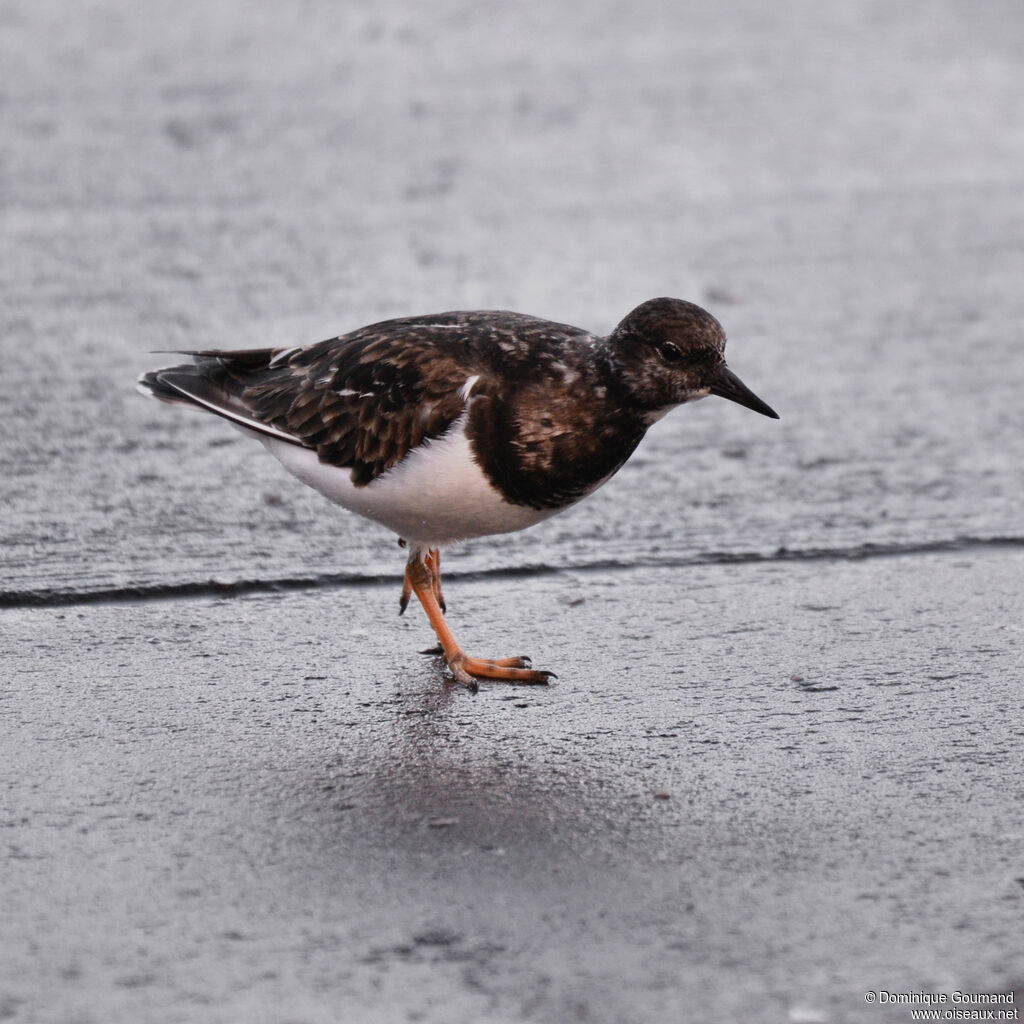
left=3, top=2, right=1023, bottom=1023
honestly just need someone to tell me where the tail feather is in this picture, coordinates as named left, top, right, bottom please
left=136, top=364, right=304, bottom=446
left=136, top=368, right=191, bottom=404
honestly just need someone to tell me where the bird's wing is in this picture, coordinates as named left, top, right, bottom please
left=140, top=312, right=555, bottom=486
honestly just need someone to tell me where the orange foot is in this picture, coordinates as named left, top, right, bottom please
left=404, top=555, right=555, bottom=691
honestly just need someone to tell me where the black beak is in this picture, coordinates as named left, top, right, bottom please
left=709, top=366, right=779, bottom=419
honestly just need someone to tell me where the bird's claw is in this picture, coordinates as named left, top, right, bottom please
left=445, top=652, right=555, bottom=687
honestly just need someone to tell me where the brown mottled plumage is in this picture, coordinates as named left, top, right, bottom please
left=138, top=297, right=778, bottom=689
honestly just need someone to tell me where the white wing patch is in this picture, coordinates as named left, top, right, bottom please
left=269, top=346, right=302, bottom=368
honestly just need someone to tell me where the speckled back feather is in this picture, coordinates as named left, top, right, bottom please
left=142, top=310, right=596, bottom=489
left=139, top=298, right=773, bottom=513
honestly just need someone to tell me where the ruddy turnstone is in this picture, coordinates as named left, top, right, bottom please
left=138, top=297, right=778, bottom=689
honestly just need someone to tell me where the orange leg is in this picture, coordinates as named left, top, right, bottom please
left=425, top=548, right=446, bottom=611
left=404, top=557, right=554, bottom=690
left=399, top=546, right=446, bottom=614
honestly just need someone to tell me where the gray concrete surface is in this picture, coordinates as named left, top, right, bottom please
left=3, top=1, right=1024, bottom=1022
left=5, top=552, right=1024, bottom=1024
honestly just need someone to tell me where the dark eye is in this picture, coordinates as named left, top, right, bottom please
left=657, top=341, right=684, bottom=363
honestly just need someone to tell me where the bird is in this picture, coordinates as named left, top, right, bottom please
left=137, top=297, right=778, bottom=690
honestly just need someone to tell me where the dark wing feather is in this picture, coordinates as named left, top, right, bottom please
left=137, top=366, right=305, bottom=445
left=235, top=327, right=476, bottom=484
left=142, top=311, right=583, bottom=487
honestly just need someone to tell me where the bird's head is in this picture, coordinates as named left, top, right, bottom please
left=607, top=297, right=779, bottom=421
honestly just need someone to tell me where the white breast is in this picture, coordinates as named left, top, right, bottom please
left=256, top=413, right=559, bottom=548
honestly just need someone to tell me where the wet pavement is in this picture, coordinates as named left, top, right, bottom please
left=5, top=552, right=1024, bottom=1023
left=3, top=2, right=1024, bottom=1022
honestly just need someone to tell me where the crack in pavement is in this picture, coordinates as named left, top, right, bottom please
left=3, top=536, right=1021, bottom=610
